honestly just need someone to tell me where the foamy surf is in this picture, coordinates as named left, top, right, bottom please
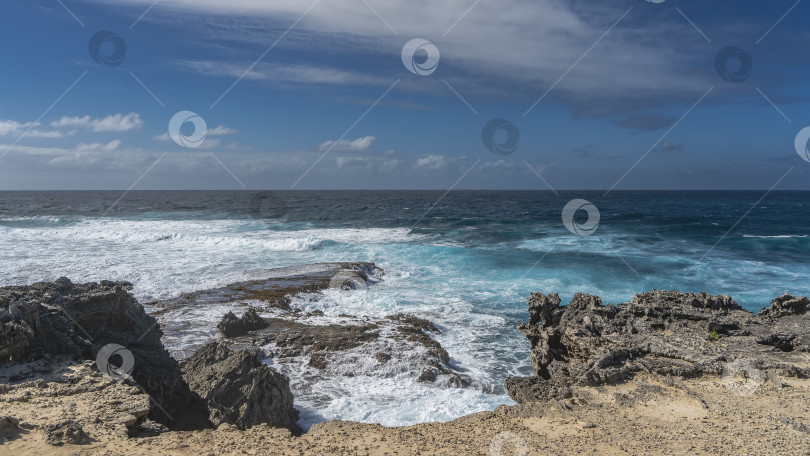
left=2, top=190, right=809, bottom=429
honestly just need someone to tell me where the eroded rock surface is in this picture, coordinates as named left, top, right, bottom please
left=153, top=263, right=383, bottom=313
left=0, top=416, right=19, bottom=433
left=218, top=307, right=269, bottom=338
left=226, top=311, right=467, bottom=387
left=506, top=290, right=810, bottom=403
left=0, top=279, right=208, bottom=429
left=760, top=294, right=810, bottom=318
left=180, top=341, right=299, bottom=433
left=204, top=264, right=465, bottom=388
left=45, top=420, right=88, bottom=446
left=0, top=359, right=156, bottom=445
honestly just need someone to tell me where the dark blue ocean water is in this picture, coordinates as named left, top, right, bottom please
left=1, top=190, right=808, bottom=425
left=2, top=190, right=807, bottom=309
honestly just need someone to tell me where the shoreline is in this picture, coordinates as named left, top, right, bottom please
left=2, top=265, right=810, bottom=454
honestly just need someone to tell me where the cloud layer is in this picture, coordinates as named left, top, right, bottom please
left=98, top=0, right=714, bottom=114
left=51, top=113, right=143, bottom=132
left=319, top=136, right=376, bottom=151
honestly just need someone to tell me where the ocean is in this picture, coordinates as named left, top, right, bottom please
left=1, top=190, right=808, bottom=427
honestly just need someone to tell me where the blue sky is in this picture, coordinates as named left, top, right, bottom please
left=0, top=0, right=808, bottom=190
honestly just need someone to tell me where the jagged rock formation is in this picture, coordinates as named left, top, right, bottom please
left=221, top=310, right=467, bottom=387
left=218, top=308, right=269, bottom=338
left=44, top=420, right=88, bottom=446
left=152, top=262, right=383, bottom=313
left=506, top=290, right=810, bottom=403
left=180, top=341, right=299, bottom=433
left=0, top=278, right=209, bottom=430
left=759, top=294, right=810, bottom=318
left=205, top=263, right=464, bottom=388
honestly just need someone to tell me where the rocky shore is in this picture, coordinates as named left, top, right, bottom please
left=2, top=268, right=810, bottom=455
left=505, top=290, right=810, bottom=403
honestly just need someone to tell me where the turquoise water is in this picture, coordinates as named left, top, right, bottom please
left=1, top=190, right=808, bottom=426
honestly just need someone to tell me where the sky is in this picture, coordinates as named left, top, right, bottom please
left=0, top=0, right=809, bottom=190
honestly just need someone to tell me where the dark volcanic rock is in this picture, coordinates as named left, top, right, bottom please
left=266, top=318, right=381, bottom=356
left=180, top=341, right=299, bottom=433
left=0, top=279, right=209, bottom=430
left=218, top=308, right=269, bottom=338
left=759, top=294, right=810, bottom=318
left=237, top=312, right=468, bottom=386
left=0, top=416, right=19, bottom=433
left=504, top=376, right=572, bottom=403
left=152, top=262, right=383, bottom=313
left=506, top=290, right=810, bottom=403
left=386, top=314, right=457, bottom=384
left=375, top=352, right=391, bottom=364
left=44, top=420, right=88, bottom=446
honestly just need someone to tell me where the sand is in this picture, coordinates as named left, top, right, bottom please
left=2, top=359, right=809, bottom=455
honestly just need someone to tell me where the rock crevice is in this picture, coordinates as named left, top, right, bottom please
left=1, top=279, right=207, bottom=430
left=180, top=341, right=299, bottom=433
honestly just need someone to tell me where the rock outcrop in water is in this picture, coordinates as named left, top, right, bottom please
left=219, top=309, right=468, bottom=387
left=204, top=263, right=467, bottom=388
left=180, top=341, right=299, bottom=433
left=0, top=278, right=209, bottom=430
left=506, top=290, right=810, bottom=403
left=218, top=307, right=269, bottom=338
left=153, top=262, right=383, bottom=313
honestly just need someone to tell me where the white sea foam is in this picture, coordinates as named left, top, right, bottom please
left=742, top=234, right=808, bottom=239
left=0, top=217, right=428, bottom=300
left=3, top=214, right=809, bottom=429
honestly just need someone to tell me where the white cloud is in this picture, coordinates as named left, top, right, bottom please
left=480, top=160, right=519, bottom=171
left=152, top=132, right=219, bottom=149
left=0, top=120, right=36, bottom=137
left=208, top=125, right=237, bottom=136
left=26, top=129, right=67, bottom=139
left=0, top=120, right=67, bottom=138
left=0, top=142, right=155, bottom=172
left=319, top=136, right=376, bottom=151
left=75, top=140, right=122, bottom=152
left=93, top=0, right=711, bottom=109
left=51, top=113, right=143, bottom=132
left=154, top=125, right=236, bottom=144
left=199, top=138, right=221, bottom=149
left=336, top=155, right=402, bottom=174
left=181, top=61, right=389, bottom=86
left=416, top=155, right=457, bottom=170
